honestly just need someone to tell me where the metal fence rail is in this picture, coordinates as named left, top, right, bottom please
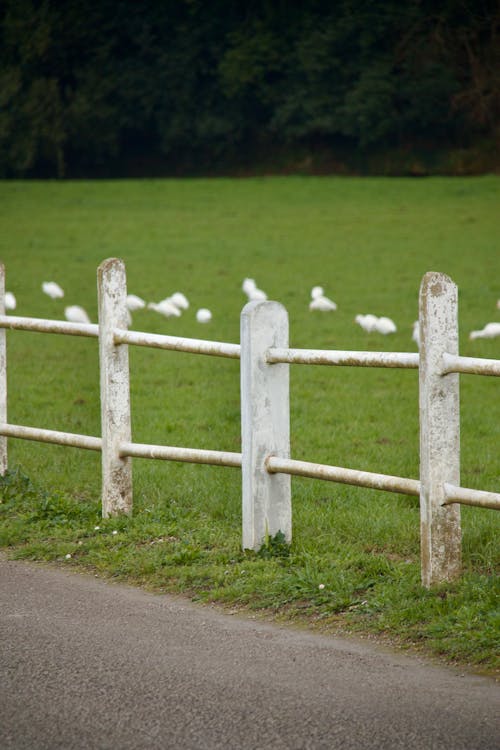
left=441, top=352, right=500, bottom=377
left=114, top=327, right=241, bottom=359
left=0, top=315, right=98, bottom=338
left=265, top=456, right=421, bottom=496
left=443, top=483, right=500, bottom=510
left=119, top=441, right=242, bottom=467
left=0, top=258, right=498, bottom=588
left=0, top=423, right=102, bottom=451
left=267, top=347, right=419, bottom=369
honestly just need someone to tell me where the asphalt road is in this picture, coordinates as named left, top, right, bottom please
left=1, top=556, right=498, bottom=750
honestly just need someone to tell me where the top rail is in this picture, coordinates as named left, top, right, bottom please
left=0, top=316, right=241, bottom=358
left=0, top=315, right=99, bottom=338
left=266, top=455, right=421, bottom=496
left=114, top=327, right=241, bottom=359
left=442, top=353, right=500, bottom=377
left=119, top=440, right=242, bottom=467
left=443, top=483, right=500, bottom=510
left=267, top=347, right=419, bottom=369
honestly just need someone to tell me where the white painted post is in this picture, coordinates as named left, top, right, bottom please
left=0, top=263, right=7, bottom=475
left=97, top=258, right=132, bottom=517
left=240, top=300, right=291, bottom=550
left=419, top=272, right=461, bottom=587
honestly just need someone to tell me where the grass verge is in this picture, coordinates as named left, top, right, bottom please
left=1, top=466, right=498, bottom=675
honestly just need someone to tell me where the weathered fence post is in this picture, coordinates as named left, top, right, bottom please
left=240, top=300, right=291, bottom=550
left=0, top=263, right=7, bottom=475
left=419, top=272, right=461, bottom=587
left=97, top=258, right=132, bottom=517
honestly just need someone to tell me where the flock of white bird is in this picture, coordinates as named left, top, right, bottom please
left=2, top=278, right=500, bottom=344
left=3, top=282, right=213, bottom=325
left=243, top=278, right=500, bottom=344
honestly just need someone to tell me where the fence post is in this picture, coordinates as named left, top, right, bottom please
left=0, top=263, right=7, bottom=475
left=97, top=258, right=132, bottom=517
left=240, top=300, right=291, bottom=550
left=419, top=272, right=461, bottom=587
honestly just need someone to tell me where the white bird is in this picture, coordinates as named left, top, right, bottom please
left=126, top=294, right=146, bottom=311
left=249, top=287, right=267, bottom=301
left=355, top=314, right=378, bottom=333
left=42, top=281, right=64, bottom=299
left=311, top=286, right=324, bottom=299
left=375, top=316, right=397, bottom=334
left=65, top=305, right=91, bottom=324
left=196, top=308, right=212, bottom=323
left=168, top=292, right=189, bottom=310
left=469, top=322, right=500, bottom=340
left=355, top=313, right=396, bottom=334
left=242, top=278, right=267, bottom=301
left=148, top=300, right=181, bottom=318
left=309, top=286, right=337, bottom=311
left=5, top=291, right=16, bottom=311
left=309, top=295, right=337, bottom=311
left=412, top=321, right=420, bottom=348
left=242, top=278, right=256, bottom=295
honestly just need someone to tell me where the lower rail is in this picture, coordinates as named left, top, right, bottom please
left=443, top=483, right=500, bottom=510
left=265, top=455, right=421, bottom=496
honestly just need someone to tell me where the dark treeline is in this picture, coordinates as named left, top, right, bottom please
left=1, top=0, right=498, bottom=177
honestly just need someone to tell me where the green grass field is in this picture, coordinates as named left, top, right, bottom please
left=0, top=176, right=499, bottom=673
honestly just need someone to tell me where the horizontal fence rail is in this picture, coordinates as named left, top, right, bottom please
left=442, top=352, right=500, bottom=377
left=265, top=456, right=421, bottom=496
left=0, top=423, right=102, bottom=451
left=114, top=328, right=241, bottom=359
left=0, top=315, right=99, bottom=338
left=443, top=483, right=500, bottom=511
left=0, top=259, right=498, bottom=588
left=119, top=441, right=242, bottom=467
left=267, top=347, right=420, bottom=369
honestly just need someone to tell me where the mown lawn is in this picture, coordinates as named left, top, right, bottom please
left=0, top=176, right=498, bottom=673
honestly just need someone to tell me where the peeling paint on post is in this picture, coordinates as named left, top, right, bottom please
left=98, top=258, right=132, bottom=517
left=419, top=272, right=461, bottom=587
left=241, top=301, right=291, bottom=550
left=0, top=264, right=6, bottom=475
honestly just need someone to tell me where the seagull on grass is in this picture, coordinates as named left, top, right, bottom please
left=355, top=314, right=396, bottom=334
left=376, top=316, right=397, bottom=334
left=196, top=308, right=212, bottom=323
left=168, top=292, right=189, bottom=310
left=42, top=281, right=64, bottom=299
left=148, top=300, right=181, bottom=318
left=355, top=314, right=378, bottom=332
left=126, top=294, right=146, bottom=311
left=469, top=322, right=500, bottom=340
left=309, top=286, right=337, bottom=311
left=5, top=292, right=16, bottom=311
left=242, top=278, right=267, bottom=301
left=65, top=305, right=91, bottom=324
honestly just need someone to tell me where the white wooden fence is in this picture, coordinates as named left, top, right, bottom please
left=0, top=258, right=499, bottom=588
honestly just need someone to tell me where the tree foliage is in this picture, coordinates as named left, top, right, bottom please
left=0, top=0, right=498, bottom=176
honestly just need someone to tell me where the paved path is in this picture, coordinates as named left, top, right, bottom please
left=1, top=557, right=498, bottom=749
